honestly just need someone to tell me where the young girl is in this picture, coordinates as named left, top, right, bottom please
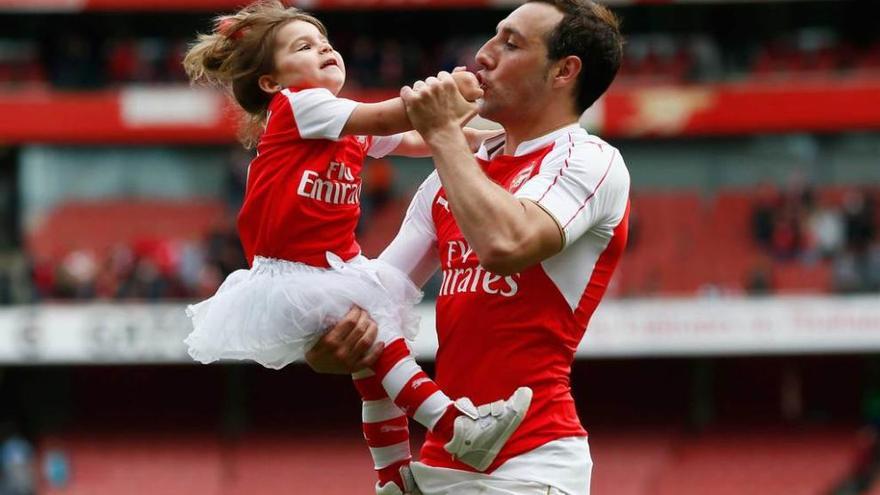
left=182, top=2, right=532, bottom=494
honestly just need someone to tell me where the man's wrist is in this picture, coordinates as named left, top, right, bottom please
left=423, top=123, right=467, bottom=149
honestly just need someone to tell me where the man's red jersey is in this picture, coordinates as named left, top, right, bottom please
left=381, top=124, right=630, bottom=477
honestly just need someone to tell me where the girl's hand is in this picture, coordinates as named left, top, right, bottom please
left=450, top=68, right=484, bottom=102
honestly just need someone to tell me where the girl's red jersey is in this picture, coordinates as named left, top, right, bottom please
left=237, top=87, right=401, bottom=267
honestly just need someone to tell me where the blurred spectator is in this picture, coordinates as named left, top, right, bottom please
left=58, top=250, right=98, bottom=299
left=203, top=214, right=247, bottom=279
left=47, top=33, right=102, bottom=89
left=0, top=41, right=45, bottom=87
left=0, top=431, right=35, bottom=495
left=133, top=38, right=164, bottom=82
left=177, top=239, right=207, bottom=295
left=746, top=257, right=774, bottom=295
left=225, top=148, right=251, bottom=212
left=106, top=38, right=138, bottom=84
left=41, top=450, right=69, bottom=490
left=751, top=183, right=780, bottom=251
left=364, top=158, right=394, bottom=212
left=347, top=36, right=380, bottom=88
left=806, top=197, right=845, bottom=259
left=378, top=40, right=404, bottom=88
left=770, top=207, right=802, bottom=260
left=843, top=190, right=877, bottom=254
left=164, top=40, right=189, bottom=82
left=838, top=190, right=879, bottom=292
left=358, top=158, right=396, bottom=235
left=868, top=245, right=880, bottom=291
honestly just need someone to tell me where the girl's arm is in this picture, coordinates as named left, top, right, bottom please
left=341, top=98, right=411, bottom=137
left=388, top=128, right=504, bottom=157
left=341, top=71, right=482, bottom=137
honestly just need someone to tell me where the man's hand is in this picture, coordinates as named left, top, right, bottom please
left=305, top=307, right=383, bottom=374
left=401, top=71, right=481, bottom=140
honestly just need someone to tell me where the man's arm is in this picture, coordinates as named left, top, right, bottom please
left=377, top=173, right=442, bottom=285
left=400, top=73, right=563, bottom=275
left=305, top=306, right=383, bottom=374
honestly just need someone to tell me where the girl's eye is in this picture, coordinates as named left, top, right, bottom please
left=298, top=44, right=311, bottom=51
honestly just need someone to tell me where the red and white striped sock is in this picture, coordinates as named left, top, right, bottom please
left=371, top=338, right=459, bottom=440
left=353, top=369, right=411, bottom=490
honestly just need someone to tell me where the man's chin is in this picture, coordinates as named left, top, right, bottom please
left=476, top=100, right=493, bottom=120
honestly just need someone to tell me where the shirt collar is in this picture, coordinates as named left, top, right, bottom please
left=476, top=123, right=583, bottom=160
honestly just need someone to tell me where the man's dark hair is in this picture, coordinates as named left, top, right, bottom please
left=528, top=0, right=623, bottom=113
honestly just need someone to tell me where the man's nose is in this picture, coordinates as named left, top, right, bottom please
left=474, top=41, right=494, bottom=69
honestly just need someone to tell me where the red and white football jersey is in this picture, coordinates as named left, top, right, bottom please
left=381, top=123, right=630, bottom=482
left=237, top=87, right=402, bottom=267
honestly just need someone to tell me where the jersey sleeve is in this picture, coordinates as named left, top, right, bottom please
left=379, top=173, right=441, bottom=287
left=282, top=88, right=359, bottom=141
left=515, top=142, right=630, bottom=247
left=367, top=133, right=405, bottom=158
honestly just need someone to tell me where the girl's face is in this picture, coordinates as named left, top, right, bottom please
left=269, top=20, right=345, bottom=94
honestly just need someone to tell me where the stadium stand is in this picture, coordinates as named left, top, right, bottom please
left=651, top=428, right=863, bottom=495
left=32, top=427, right=865, bottom=495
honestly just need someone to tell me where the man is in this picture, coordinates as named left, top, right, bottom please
left=308, top=1, right=629, bottom=493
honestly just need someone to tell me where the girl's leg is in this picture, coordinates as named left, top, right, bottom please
left=353, top=368, right=414, bottom=491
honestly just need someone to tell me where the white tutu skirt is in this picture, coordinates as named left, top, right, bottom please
left=184, top=253, right=422, bottom=369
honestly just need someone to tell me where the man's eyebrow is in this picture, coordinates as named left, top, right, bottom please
left=496, top=23, right=525, bottom=40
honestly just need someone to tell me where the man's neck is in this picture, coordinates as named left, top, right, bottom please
left=502, top=110, right=580, bottom=156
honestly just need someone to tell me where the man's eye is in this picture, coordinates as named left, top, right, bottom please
left=504, top=41, right=517, bottom=49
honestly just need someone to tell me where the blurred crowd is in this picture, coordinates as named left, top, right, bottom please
left=0, top=150, right=398, bottom=305
left=0, top=34, right=484, bottom=90
left=750, top=182, right=880, bottom=293
left=0, top=424, right=69, bottom=495
left=2, top=28, right=880, bottom=90
left=1, top=182, right=877, bottom=304
left=26, top=221, right=245, bottom=303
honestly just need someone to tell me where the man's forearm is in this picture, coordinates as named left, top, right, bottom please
left=425, top=124, right=535, bottom=270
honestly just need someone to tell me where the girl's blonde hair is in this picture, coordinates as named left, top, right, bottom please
left=183, top=0, right=327, bottom=148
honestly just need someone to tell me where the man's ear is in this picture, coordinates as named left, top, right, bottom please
left=258, top=74, right=282, bottom=94
left=552, top=55, right=582, bottom=89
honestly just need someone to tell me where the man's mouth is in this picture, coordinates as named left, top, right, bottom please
left=476, top=71, right=488, bottom=89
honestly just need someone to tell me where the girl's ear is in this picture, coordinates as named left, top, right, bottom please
left=258, top=75, right=282, bottom=94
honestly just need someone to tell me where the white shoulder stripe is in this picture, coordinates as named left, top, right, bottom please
left=561, top=149, right=618, bottom=229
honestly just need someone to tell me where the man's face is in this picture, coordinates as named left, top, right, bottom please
left=474, top=3, right=564, bottom=124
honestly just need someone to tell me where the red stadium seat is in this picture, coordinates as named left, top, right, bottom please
left=39, top=433, right=224, bottom=495
left=589, top=429, right=679, bottom=495
left=652, top=427, right=862, bottom=495
left=26, top=199, right=228, bottom=262
left=357, top=198, right=410, bottom=258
